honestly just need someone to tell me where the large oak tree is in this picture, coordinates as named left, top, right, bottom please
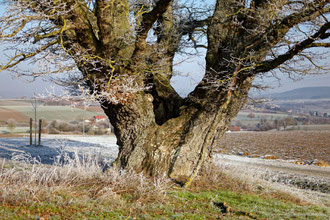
left=1, top=0, right=329, bottom=184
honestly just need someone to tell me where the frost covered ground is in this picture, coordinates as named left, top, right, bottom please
left=0, top=134, right=329, bottom=205
left=0, top=134, right=118, bottom=165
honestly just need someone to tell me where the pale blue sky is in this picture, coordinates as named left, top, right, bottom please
left=171, top=54, right=330, bottom=97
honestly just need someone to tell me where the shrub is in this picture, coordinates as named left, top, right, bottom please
left=48, top=127, right=60, bottom=134
left=247, top=113, right=255, bottom=119
left=6, top=118, right=17, bottom=133
left=47, top=120, right=59, bottom=129
left=47, top=120, right=78, bottom=133
left=68, top=120, right=79, bottom=125
left=256, top=118, right=275, bottom=131
left=46, top=119, right=110, bottom=134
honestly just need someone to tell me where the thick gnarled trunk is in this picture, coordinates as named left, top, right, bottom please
left=101, top=71, right=253, bottom=184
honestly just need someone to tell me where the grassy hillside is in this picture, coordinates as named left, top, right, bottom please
left=0, top=99, right=105, bottom=125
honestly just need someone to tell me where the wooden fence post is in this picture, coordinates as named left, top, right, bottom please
left=29, top=118, right=33, bottom=146
left=38, top=119, right=42, bottom=146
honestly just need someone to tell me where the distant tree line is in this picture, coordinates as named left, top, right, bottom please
left=233, top=115, right=330, bottom=131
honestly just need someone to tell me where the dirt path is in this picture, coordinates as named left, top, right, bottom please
left=214, top=154, right=330, bottom=206
left=215, top=154, right=330, bottom=179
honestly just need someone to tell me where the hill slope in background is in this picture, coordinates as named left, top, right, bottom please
left=268, top=87, right=330, bottom=100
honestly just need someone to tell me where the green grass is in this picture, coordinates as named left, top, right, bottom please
left=1, top=189, right=329, bottom=219
left=3, top=106, right=103, bottom=122
left=164, top=190, right=330, bottom=219
left=0, top=201, right=126, bottom=219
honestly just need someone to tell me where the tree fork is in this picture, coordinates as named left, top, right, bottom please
left=101, top=73, right=252, bottom=184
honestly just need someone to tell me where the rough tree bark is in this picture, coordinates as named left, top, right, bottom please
left=1, top=0, right=329, bottom=185
left=102, top=75, right=253, bottom=184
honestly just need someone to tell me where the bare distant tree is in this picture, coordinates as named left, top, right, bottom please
left=247, top=113, right=255, bottom=119
left=0, top=0, right=329, bottom=184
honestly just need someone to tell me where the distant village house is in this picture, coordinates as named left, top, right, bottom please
left=93, top=115, right=106, bottom=123
left=229, top=126, right=241, bottom=132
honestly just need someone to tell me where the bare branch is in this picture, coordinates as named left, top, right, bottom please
left=133, top=0, right=173, bottom=56
left=0, top=39, right=59, bottom=72
left=255, top=21, right=330, bottom=73
left=308, top=42, right=330, bottom=48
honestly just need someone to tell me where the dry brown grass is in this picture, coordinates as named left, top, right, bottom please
left=74, top=106, right=104, bottom=113
left=216, top=131, right=330, bottom=164
left=0, top=152, right=171, bottom=210
left=190, top=162, right=255, bottom=193
left=0, top=152, right=307, bottom=210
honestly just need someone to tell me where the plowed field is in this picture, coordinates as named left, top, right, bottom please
left=0, top=107, right=29, bottom=125
left=216, top=131, right=330, bottom=164
left=75, top=106, right=104, bottom=112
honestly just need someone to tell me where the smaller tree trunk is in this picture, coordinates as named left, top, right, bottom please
left=38, top=119, right=42, bottom=146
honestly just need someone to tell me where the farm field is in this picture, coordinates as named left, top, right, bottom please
left=75, top=105, right=104, bottom=112
left=0, top=99, right=32, bottom=106
left=274, top=99, right=330, bottom=114
left=216, top=131, right=330, bottom=164
left=232, top=111, right=293, bottom=126
left=3, top=106, right=103, bottom=122
left=236, top=111, right=290, bottom=119
left=0, top=107, right=29, bottom=125
left=0, top=99, right=106, bottom=128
